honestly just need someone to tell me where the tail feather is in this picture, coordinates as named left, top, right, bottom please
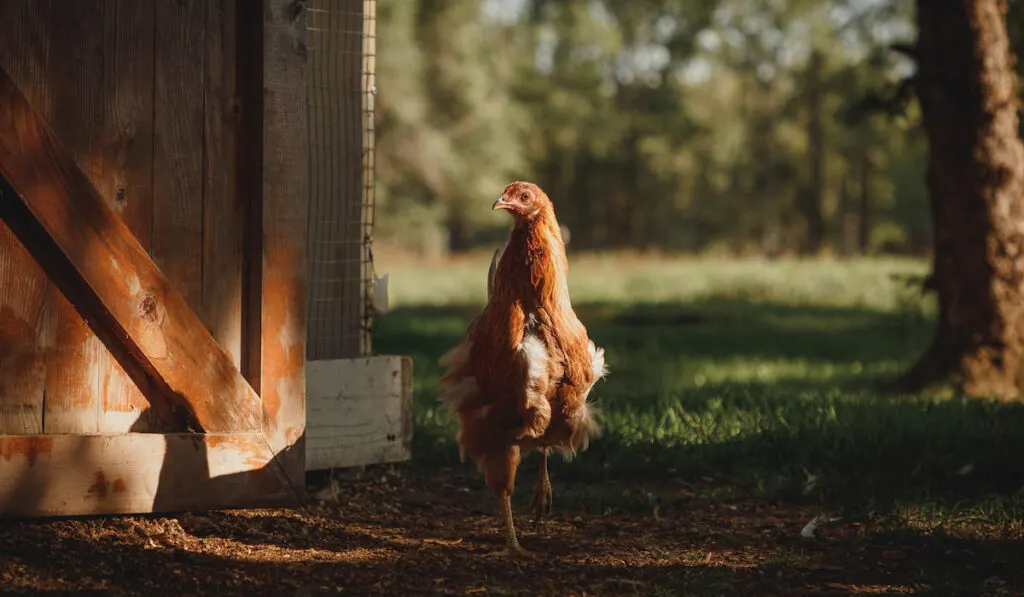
left=437, top=339, right=476, bottom=413
left=557, top=340, right=608, bottom=461
left=558, top=401, right=601, bottom=461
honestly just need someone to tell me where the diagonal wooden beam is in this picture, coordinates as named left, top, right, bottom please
left=0, top=64, right=261, bottom=434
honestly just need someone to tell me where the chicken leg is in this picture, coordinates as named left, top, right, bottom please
left=531, top=448, right=552, bottom=523
left=486, top=492, right=533, bottom=560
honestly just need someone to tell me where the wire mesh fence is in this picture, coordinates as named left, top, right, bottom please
left=305, top=0, right=376, bottom=360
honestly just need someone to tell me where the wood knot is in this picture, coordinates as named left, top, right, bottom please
left=139, top=294, right=159, bottom=322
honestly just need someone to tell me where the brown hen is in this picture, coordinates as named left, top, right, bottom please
left=437, top=181, right=608, bottom=559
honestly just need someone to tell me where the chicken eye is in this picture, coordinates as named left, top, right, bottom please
left=520, top=192, right=530, bottom=201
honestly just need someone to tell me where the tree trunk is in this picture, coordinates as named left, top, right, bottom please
left=749, top=78, right=781, bottom=257
left=899, top=0, right=1024, bottom=399
left=1009, top=0, right=1024, bottom=139
left=838, top=173, right=858, bottom=257
left=799, top=50, right=826, bottom=255
left=617, top=132, right=641, bottom=249
left=858, top=150, right=871, bottom=255
left=446, top=206, right=474, bottom=253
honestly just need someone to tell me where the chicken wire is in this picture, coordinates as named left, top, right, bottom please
left=306, top=0, right=376, bottom=360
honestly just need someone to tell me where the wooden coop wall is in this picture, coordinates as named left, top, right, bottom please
left=303, top=0, right=412, bottom=472
left=0, top=0, right=308, bottom=516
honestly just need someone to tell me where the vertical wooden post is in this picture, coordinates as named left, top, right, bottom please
left=203, top=0, right=245, bottom=372
left=251, top=0, right=309, bottom=489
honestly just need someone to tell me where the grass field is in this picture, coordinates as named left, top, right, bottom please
left=375, top=253, right=1024, bottom=520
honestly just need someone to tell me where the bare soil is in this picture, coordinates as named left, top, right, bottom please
left=0, top=466, right=1021, bottom=596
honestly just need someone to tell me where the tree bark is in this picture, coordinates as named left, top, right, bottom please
left=799, top=50, right=827, bottom=255
left=858, top=149, right=871, bottom=255
left=838, top=167, right=863, bottom=257
left=446, top=206, right=474, bottom=253
left=749, top=77, right=781, bottom=257
left=899, top=0, right=1024, bottom=399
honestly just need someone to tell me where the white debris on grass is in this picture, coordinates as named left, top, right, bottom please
left=800, top=514, right=840, bottom=539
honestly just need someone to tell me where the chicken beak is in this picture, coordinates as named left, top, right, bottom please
left=492, top=196, right=511, bottom=211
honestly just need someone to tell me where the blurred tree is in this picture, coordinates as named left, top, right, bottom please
left=799, top=49, right=826, bottom=254
left=511, top=0, right=719, bottom=250
left=375, top=0, right=526, bottom=254
left=898, top=0, right=1024, bottom=399
left=372, top=0, right=931, bottom=256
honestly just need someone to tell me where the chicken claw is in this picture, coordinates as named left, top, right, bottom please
left=484, top=493, right=536, bottom=561
left=482, top=544, right=535, bottom=561
left=506, top=542, right=535, bottom=560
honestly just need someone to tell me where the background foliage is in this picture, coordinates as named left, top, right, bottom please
left=373, top=0, right=1023, bottom=257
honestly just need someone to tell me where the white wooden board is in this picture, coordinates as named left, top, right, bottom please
left=304, top=355, right=413, bottom=471
left=0, top=433, right=296, bottom=517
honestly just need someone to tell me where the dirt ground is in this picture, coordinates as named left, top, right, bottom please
left=0, top=466, right=1021, bottom=596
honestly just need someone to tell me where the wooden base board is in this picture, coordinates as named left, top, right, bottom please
left=305, top=355, right=412, bottom=471
left=0, top=432, right=300, bottom=517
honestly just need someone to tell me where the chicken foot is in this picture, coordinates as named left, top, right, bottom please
left=530, top=448, right=552, bottom=524
left=484, top=493, right=534, bottom=560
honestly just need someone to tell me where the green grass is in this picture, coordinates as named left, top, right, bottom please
left=373, top=254, right=1024, bottom=521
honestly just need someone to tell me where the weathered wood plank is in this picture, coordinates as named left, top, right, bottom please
left=0, top=64, right=262, bottom=433
left=153, top=0, right=206, bottom=313
left=42, top=1, right=110, bottom=434
left=0, top=2, right=156, bottom=435
left=0, top=217, right=48, bottom=435
left=305, top=356, right=412, bottom=471
left=202, top=0, right=244, bottom=371
left=0, top=0, right=52, bottom=435
left=256, top=0, right=309, bottom=485
left=0, top=432, right=298, bottom=517
left=98, top=0, right=158, bottom=433
left=237, top=0, right=263, bottom=393
left=0, top=1, right=55, bottom=116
